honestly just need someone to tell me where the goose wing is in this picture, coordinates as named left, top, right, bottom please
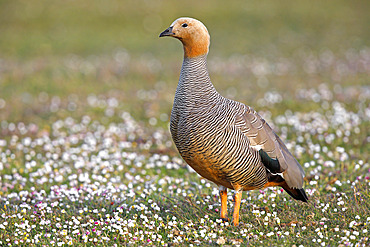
left=235, top=106, right=305, bottom=189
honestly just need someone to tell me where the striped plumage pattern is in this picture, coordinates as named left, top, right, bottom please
left=160, top=17, right=307, bottom=226
left=170, top=55, right=292, bottom=191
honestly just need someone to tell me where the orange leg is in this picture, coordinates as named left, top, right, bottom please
left=219, top=186, right=228, bottom=221
left=232, top=190, right=242, bottom=226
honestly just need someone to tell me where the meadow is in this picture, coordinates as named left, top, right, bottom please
left=0, top=0, right=369, bottom=246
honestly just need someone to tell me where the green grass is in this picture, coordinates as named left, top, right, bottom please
left=0, top=0, right=369, bottom=246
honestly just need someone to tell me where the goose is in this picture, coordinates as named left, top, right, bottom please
left=159, top=17, right=307, bottom=226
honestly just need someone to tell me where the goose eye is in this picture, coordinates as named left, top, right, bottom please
left=181, top=23, right=188, bottom=28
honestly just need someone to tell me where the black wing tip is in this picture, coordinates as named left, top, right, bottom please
left=297, top=188, right=309, bottom=202
left=283, top=187, right=308, bottom=203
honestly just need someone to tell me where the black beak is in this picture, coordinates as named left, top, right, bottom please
left=159, top=27, right=175, bottom=37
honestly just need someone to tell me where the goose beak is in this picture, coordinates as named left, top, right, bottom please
left=159, top=27, right=175, bottom=37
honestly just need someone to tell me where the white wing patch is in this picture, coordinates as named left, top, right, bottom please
left=250, top=144, right=263, bottom=151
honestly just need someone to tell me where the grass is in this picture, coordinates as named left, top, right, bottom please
left=0, top=0, right=369, bottom=246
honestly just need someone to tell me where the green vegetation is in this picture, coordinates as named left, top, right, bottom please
left=0, top=0, right=369, bottom=246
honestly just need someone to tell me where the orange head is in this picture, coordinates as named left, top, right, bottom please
left=159, top=17, right=210, bottom=58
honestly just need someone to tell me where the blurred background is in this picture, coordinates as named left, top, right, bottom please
left=0, top=0, right=369, bottom=129
left=1, top=1, right=369, bottom=245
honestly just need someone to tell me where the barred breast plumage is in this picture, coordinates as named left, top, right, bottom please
left=160, top=17, right=308, bottom=226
